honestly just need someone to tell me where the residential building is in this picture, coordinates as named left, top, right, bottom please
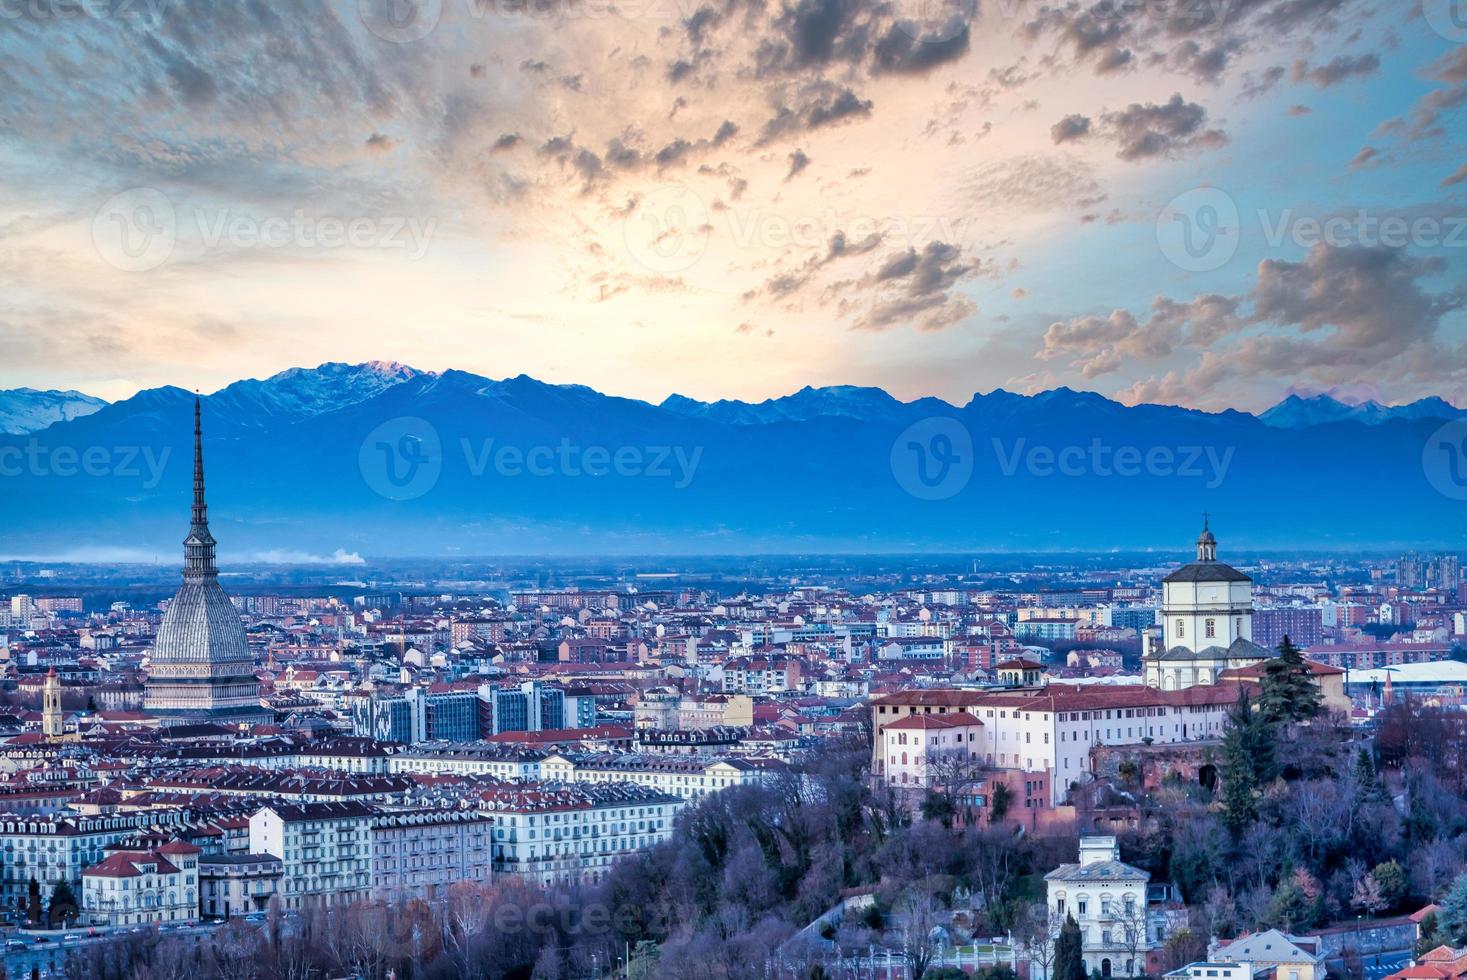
left=81, top=840, right=200, bottom=928
left=1045, top=836, right=1151, bottom=978
left=249, top=802, right=375, bottom=910
left=1207, top=930, right=1325, bottom=980
left=199, top=853, right=283, bottom=919
left=370, top=808, right=494, bottom=900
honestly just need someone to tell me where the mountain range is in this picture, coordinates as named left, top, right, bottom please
left=1, top=363, right=1464, bottom=559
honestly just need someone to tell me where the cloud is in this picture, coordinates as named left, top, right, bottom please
left=1050, top=114, right=1092, bottom=144
left=1038, top=244, right=1467, bottom=408
left=364, top=132, right=399, bottom=154
left=1443, top=163, right=1467, bottom=188
left=786, top=148, right=812, bottom=180
left=1100, top=94, right=1229, bottom=161
left=1290, top=53, right=1379, bottom=88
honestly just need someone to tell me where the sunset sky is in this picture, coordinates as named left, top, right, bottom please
left=2, top=0, right=1465, bottom=413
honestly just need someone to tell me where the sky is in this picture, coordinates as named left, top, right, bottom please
left=1, top=0, right=1465, bottom=413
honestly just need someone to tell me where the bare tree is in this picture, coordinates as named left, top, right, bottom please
left=890, top=890, right=945, bottom=980
left=1015, top=902, right=1064, bottom=980
left=1115, top=897, right=1150, bottom=978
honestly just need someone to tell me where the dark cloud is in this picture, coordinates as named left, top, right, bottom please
left=492, top=133, right=522, bottom=152
left=712, top=120, right=739, bottom=146
left=1042, top=243, right=1467, bottom=403
left=1100, top=94, right=1228, bottom=161
left=1050, top=114, right=1092, bottom=144
left=871, top=21, right=971, bottom=75
left=760, top=85, right=873, bottom=142
left=786, top=148, right=811, bottom=179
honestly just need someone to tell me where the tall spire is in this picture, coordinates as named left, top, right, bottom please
left=182, top=395, right=218, bottom=582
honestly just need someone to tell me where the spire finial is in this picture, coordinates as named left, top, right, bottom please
left=183, top=395, right=218, bottom=582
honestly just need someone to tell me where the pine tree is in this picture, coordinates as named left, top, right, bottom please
left=1257, top=636, right=1322, bottom=724
left=1220, top=688, right=1275, bottom=833
left=47, top=880, right=77, bottom=928
left=1055, top=914, right=1087, bottom=980
left=1435, top=871, right=1467, bottom=947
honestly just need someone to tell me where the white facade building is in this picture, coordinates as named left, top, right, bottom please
left=1045, top=836, right=1151, bottom=978
left=82, top=840, right=200, bottom=928
left=249, top=802, right=375, bottom=910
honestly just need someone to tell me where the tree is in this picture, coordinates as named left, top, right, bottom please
left=1257, top=636, right=1322, bottom=724
left=990, top=782, right=1013, bottom=824
left=1219, top=689, right=1275, bottom=833
left=1371, top=861, right=1409, bottom=910
left=1350, top=874, right=1386, bottom=917
left=1434, top=871, right=1467, bottom=947
left=47, top=880, right=77, bottom=928
left=25, top=878, right=40, bottom=928
left=1055, top=914, right=1086, bottom=980
left=1016, top=903, right=1063, bottom=980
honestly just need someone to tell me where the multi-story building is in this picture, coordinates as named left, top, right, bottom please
left=493, top=681, right=566, bottom=735
left=722, top=655, right=802, bottom=694
left=869, top=683, right=1243, bottom=805
left=199, top=853, right=283, bottom=919
left=0, top=810, right=190, bottom=912
left=879, top=711, right=983, bottom=790
left=1252, top=606, right=1323, bottom=650
left=81, top=840, right=201, bottom=928
left=249, top=802, right=375, bottom=910
left=1207, top=930, right=1325, bottom=980
left=479, top=783, right=681, bottom=884
left=539, top=752, right=784, bottom=800
left=1044, top=836, right=1151, bottom=978
left=389, top=744, right=545, bottom=780
left=370, top=808, right=494, bottom=900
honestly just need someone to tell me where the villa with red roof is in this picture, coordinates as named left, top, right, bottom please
left=81, top=839, right=200, bottom=927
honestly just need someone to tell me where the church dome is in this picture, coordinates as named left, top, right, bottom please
left=152, top=580, right=251, bottom=669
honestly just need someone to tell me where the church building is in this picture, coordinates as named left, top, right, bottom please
left=1143, top=521, right=1273, bottom=691
left=143, top=399, right=269, bottom=727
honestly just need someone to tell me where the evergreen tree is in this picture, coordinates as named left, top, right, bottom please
left=47, top=880, right=77, bottom=928
left=1435, top=871, right=1467, bottom=947
left=1257, top=636, right=1322, bottom=724
left=1353, top=747, right=1380, bottom=800
left=1055, top=914, right=1086, bottom=980
left=1220, top=688, right=1275, bottom=833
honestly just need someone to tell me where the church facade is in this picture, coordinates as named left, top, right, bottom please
left=1143, top=522, right=1274, bottom=691
left=143, top=399, right=269, bottom=728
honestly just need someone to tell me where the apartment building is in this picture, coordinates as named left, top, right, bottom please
left=538, top=752, right=784, bottom=800
left=479, top=783, right=681, bottom=884
left=371, top=807, right=494, bottom=900
left=199, top=853, right=283, bottom=919
left=249, top=802, right=375, bottom=910
left=0, top=809, right=190, bottom=911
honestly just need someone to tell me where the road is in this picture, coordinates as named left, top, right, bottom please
left=3, top=922, right=224, bottom=978
left=1361, top=950, right=1412, bottom=980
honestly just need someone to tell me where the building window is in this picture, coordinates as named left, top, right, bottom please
left=1175, top=619, right=1184, bottom=638
left=1205, top=619, right=1216, bottom=638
